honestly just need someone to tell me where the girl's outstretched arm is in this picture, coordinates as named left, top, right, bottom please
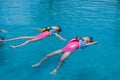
left=55, top=33, right=66, bottom=41
left=31, top=28, right=42, bottom=31
left=86, top=42, right=98, bottom=46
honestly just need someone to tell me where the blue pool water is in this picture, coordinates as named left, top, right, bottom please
left=0, top=0, right=120, bottom=80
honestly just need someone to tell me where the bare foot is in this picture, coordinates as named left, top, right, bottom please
left=10, top=45, right=17, bottom=48
left=50, top=69, right=57, bottom=75
left=32, top=63, right=40, bottom=68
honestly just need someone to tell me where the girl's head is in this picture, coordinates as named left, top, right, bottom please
left=82, top=37, right=93, bottom=43
left=51, top=26, right=61, bottom=32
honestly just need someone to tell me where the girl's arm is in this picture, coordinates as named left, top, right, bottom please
left=31, top=28, right=42, bottom=31
left=55, top=33, right=66, bottom=41
left=86, top=42, right=98, bottom=46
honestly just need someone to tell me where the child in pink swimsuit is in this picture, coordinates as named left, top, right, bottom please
left=1, top=26, right=66, bottom=48
left=32, top=37, right=98, bottom=75
left=33, top=31, right=51, bottom=39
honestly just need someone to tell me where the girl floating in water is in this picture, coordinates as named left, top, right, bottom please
left=1, top=26, right=66, bottom=48
left=32, top=37, right=98, bottom=75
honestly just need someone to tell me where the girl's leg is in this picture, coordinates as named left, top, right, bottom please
left=3, top=36, right=33, bottom=42
left=50, top=52, right=71, bottom=75
left=32, top=50, right=62, bottom=68
left=10, top=38, right=39, bottom=48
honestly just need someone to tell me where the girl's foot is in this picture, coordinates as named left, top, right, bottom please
left=10, top=45, right=17, bottom=48
left=50, top=69, right=57, bottom=75
left=32, top=63, right=40, bottom=68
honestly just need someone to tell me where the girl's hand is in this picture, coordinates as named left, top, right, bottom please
left=31, top=28, right=41, bottom=30
left=62, top=38, right=66, bottom=41
left=93, top=42, right=98, bottom=44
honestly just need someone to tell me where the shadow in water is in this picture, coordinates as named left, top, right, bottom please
left=72, top=68, right=103, bottom=80
left=110, top=70, right=120, bottom=80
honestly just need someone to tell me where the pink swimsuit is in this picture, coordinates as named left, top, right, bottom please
left=62, top=41, right=80, bottom=53
left=33, top=31, right=51, bottom=39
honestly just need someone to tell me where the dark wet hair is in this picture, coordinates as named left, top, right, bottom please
left=75, top=37, right=79, bottom=39
left=80, top=37, right=93, bottom=42
left=89, top=37, right=93, bottom=42
left=57, top=26, right=61, bottom=32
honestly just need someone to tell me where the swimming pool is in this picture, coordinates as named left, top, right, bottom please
left=0, top=0, right=120, bottom=80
